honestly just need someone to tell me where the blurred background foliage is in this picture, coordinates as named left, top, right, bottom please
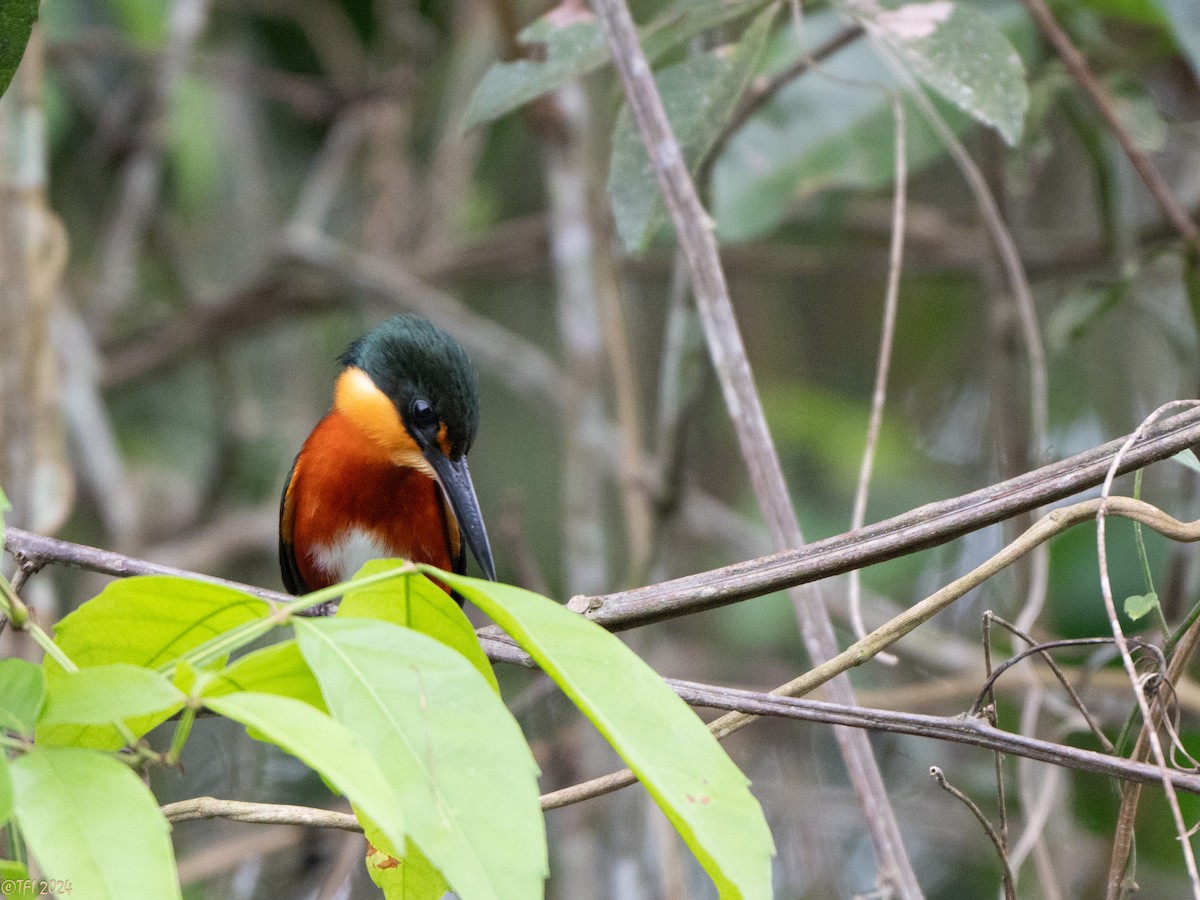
left=3, top=0, right=1200, bottom=896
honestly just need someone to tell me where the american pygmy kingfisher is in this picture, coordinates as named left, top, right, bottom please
left=279, top=315, right=496, bottom=594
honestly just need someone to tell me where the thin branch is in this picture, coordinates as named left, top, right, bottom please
left=573, top=406, right=1200, bottom=628
left=1020, top=0, right=1200, bottom=250
left=848, top=90, right=907, bottom=661
left=591, top=0, right=921, bottom=888
left=162, top=796, right=360, bottom=831
left=540, top=494, right=1200, bottom=811
left=929, top=767, right=1017, bottom=900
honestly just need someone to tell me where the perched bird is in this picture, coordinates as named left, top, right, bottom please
left=279, top=315, right=496, bottom=595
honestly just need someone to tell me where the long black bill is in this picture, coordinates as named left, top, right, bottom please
left=426, top=451, right=497, bottom=581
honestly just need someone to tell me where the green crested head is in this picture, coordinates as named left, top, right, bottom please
left=340, top=314, right=480, bottom=458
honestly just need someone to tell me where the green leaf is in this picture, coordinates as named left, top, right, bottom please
left=608, top=3, right=779, bottom=253
left=339, top=561, right=499, bottom=692
left=464, top=17, right=605, bottom=129
left=0, top=754, right=12, bottom=828
left=431, top=570, right=774, bottom=899
left=1157, top=0, right=1200, bottom=82
left=203, top=640, right=328, bottom=712
left=464, top=0, right=768, bottom=128
left=1173, top=449, right=1200, bottom=475
left=713, top=12, right=969, bottom=240
left=861, top=1, right=1028, bottom=144
left=203, top=691, right=406, bottom=858
left=0, top=0, right=38, bottom=98
left=0, top=485, right=10, bottom=541
left=1124, top=592, right=1160, bottom=621
left=365, top=829, right=449, bottom=900
left=295, top=618, right=546, bottom=900
left=0, top=659, right=44, bottom=735
left=40, top=665, right=185, bottom=726
left=10, top=747, right=181, bottom=899
left=40, top=576, right=269, bottom=749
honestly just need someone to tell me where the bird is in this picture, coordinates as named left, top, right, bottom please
left=279, top=314, right=496, bottom=596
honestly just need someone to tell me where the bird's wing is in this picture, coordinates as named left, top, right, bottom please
left=278, top=456, right=308, bottom=595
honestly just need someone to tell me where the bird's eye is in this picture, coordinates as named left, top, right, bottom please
left=411, top=398, right=437, bottom=428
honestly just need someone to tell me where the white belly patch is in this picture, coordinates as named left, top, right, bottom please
left=312, top=527, right=393, bottom=583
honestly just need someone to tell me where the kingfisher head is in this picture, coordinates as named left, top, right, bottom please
left=334, top=314, right=496, bottom=580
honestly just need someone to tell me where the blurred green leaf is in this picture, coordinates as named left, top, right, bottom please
left=0, top=755, right=12, bottom=828
left=1123, top=592, right=1159, bottom=621
left=1083, top=0, right=1168, bottom=25
left=1173, top=449, right=1200, bottom=475
left=40, top=665, right=185, bottom=726
left=464, top=0, right=768, bottom=128
left=39, top=577, right=268, bottom=749
left=464, top=18, right=605, bottom=129
left=1108, top=75, right=1166, bottom=152
left=295, top=617, right=546, bottom=900
left=0, top=0, right=37, bottom=98
left=11, top=747, right=181, bottom=899
left=169, top=75, right=225, bottom=212
left=0, top=486, right=9, bottom=542
left=714, top=12, right=969, bottom=241
left=609, top=3, right=778, bottom=252
left=1157, top=0, right=1200, bottom=81
left=0, top=659, right=44, bottom=736
left=109, top=0, right=167, bottom=46
left=435, top=570, right=775, bottom=900
left=860, top=0, right=1028, bottom=144
left=203, top=691, right=407, bottom=859
left=339, top=561, right=498, bottom=692
left=204, top=640, right=327, bottom=712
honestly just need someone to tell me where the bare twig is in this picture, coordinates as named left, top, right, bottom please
left=929, top=767, right=1017, bottom=900
left=575, top=407, right=1200, bottom=628
left=848, top=90, right=907, bottom=661
left=162, top=796, right=360, bottom=831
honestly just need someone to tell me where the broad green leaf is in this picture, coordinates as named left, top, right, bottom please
left=0, top=659, right=44, bottom=735
left=1124, top=592, right=1160, bottom=621
left=296, top=618, right=546, bottom=900
left=433, top=570, right=774, bottom=900
left=40, top=665, right=185, bottom=726
left=10, top=747, right=181, bottom=900
left=0, top=754, right=12, bottom=827
left=365, top=829, right=449, bottom=900
left=40, top=576, right=268, bottom=749
left=859, top=1, right=1028, bottom=144
left=203, top=691, right=406, bottom=858
left=464, top=0, right=768, bottom=128
left=1158, top=0, right=1200, bottom=82
left=608, top=4, right=778, bottom=253
left=0, top=0, right=37, bottom=98
left=464, top=17, right=605, bottom=129
left=204, top=640, right=327, bottom=712
left=339, top=561, right=499, bottom=692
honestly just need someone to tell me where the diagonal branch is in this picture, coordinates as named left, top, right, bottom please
left=1020, top=0, right=1200, bottom=250
left=588, top=0, right=923, bottom=893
